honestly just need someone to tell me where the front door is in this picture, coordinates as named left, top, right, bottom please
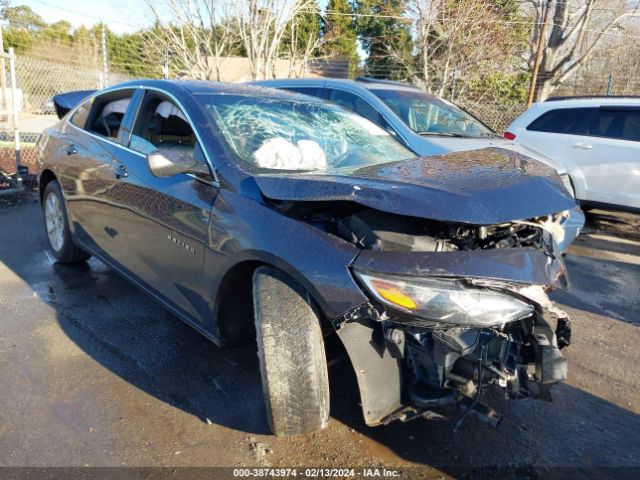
left=103, top=89, right=218, bottom=323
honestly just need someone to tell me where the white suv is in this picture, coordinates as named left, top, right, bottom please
left=506, top=97, right=640, bottom=211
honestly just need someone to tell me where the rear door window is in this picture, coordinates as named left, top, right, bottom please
left=87, top=91, right=134, bottom=140
left=588, top=108, right=640, bottom=142
left=526, top=108, right=594, bottom=135
left=70, top=100, right=91, bottom=129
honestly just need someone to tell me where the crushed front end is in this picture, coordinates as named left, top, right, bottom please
left=350, top=277, right=570, bottom=427
left=329, top=209, right=572, bottom=427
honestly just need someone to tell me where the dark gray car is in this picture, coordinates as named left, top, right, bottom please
left=37, top=80, right=575, bottom=436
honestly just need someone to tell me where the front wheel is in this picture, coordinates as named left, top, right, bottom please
left=42, top=180, right=90, bottom=264
left=253, top=266, right=330, bottom=436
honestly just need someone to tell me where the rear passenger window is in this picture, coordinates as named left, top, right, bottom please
left=327, top=89, right=384, bottom=127
left=526, top=108, right=594, bottom=135
left=88, top=92, right=133, bottom=139
left=588, top=109, right=640, bottom=142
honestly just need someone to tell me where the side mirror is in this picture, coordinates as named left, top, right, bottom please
left=147, top=149, right=198, bottom=177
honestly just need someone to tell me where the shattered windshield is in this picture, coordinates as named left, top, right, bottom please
left=371, top=89, right=495, bottom=138
left=198, top=93, right=414, bottom=173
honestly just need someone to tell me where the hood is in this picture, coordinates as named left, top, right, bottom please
left=411, top=137, right=567, bottom=174
left=254, top=147, right=576, bottom=225
left=411, top=135, right=510, bottom=157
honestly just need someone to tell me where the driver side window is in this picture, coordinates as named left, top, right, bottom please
left=129, top=92, right=207, bottom=167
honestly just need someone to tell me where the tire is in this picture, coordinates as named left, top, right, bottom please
left=253, top=266, right=330, bottom=436
left=42, top=180, right=90, bottom=264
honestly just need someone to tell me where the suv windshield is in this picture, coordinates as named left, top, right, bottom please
left=199, top=93, right=414, bottom=173
left=371, top=89, right=495, bottom=138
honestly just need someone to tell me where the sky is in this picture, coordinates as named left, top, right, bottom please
left=18, top=0, right=153, bottom=33
left=17, top=0, right=332, bottom=34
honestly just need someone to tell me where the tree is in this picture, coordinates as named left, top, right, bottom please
left=528, top=0, right=640, bottom=100
left=409, top=0, right=527, bottom=97
left=0, top=3, right=46, bottom=53
left=234, top=0, right=320, bottom=79
left=321, top=0, right=359, bottom=74
left=145, top=0, right=240, bottom=81
left=283, top=0, right=323, bottom=76
left=355, top=0, right=413, bottom=80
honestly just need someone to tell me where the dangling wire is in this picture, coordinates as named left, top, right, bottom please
left=453, top=342, right=487, bottom=433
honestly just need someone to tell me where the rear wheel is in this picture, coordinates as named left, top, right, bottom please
left=42, top=180, right=90, bottom=264
left=253, top=266, right=330, bottom=436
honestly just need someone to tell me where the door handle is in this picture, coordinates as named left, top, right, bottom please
left=573, top=143, right=592, bottom=149
left=65, top=144, right=78, bottom=155
left=112, top=163, right=128, bottom=179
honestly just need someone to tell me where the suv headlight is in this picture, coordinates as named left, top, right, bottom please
left=354, top=271, right=534, bottom=327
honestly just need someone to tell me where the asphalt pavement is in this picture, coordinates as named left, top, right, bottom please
left=1, top=200, right=639, bottom=479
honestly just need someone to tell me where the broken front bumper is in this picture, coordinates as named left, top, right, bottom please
left=335, top=247, right=571, bottom=426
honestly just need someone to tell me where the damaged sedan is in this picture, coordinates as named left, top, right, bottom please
left=38, top=80, right=574, bottom=436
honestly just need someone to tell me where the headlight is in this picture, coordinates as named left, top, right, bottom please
left=559, top=173, right=575, bottom=198
left=354, top=271, right=534, bottom=327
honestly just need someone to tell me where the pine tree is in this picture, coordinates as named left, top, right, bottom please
left=355, top=0, right=413, bottom=80
left=321, top=0, right=359, bottom=76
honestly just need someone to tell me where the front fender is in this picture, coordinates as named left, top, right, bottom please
left=336, top=318, right=403, bottom=425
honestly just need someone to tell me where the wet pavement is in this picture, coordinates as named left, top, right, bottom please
left=1, top=202, right=639, bottom=479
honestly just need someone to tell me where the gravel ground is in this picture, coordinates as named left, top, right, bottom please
left=0, top=203, right=639, bottom=479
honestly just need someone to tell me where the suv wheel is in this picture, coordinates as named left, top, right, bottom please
left=252, top=266, right=330, bottom=436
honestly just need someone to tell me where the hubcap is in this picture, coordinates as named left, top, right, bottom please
left=45, top=192, right=64, bottom=252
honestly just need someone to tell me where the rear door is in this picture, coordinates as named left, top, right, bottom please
left=60, top=89, right=137, bottom=255
left=521, top=107, right=596, bottom=199
left=576, top=107, right=640, bottom=208
left=103, top=88, right=218, bottom=323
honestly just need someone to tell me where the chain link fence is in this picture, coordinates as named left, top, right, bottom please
left=4, top=55, right=135, bottom=180
left=457, top=100, right=527, bottom=133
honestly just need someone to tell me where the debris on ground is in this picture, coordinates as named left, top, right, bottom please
left=0, top=190, right=38, bottom=211
left=248, top=437, right=272, bottom=464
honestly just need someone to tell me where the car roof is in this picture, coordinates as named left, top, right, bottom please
left=251, top=77, right=429, bottom=94
left=535, top=96, right=640, bottom=108
left=105, top=78, right=326, bottom=102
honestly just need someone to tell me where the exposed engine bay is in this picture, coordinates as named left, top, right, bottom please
left=272, top=199, right=572, bottom=427
left=272, top=200, right=569, bottom=254
left=385, top=304, right=570, bottom=427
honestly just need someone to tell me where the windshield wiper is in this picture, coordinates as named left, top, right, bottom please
left=418, top=131, right=499, bottom=138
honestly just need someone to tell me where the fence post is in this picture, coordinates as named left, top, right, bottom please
left=101, top=24, right=109, bottom=87
left=0, top=24, right=8, bottom=124
left=606, top=74, right=613, bottom=96
left=9, top=48, right=22, bottom=189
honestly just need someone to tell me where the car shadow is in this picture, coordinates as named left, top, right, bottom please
left=328, top=354, right=640, bottom=472
left=48, top=259, right=272, bottom=436
left=550, top=251, right=640, bottom=324
left=37, top=251, right=640, bottom=473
